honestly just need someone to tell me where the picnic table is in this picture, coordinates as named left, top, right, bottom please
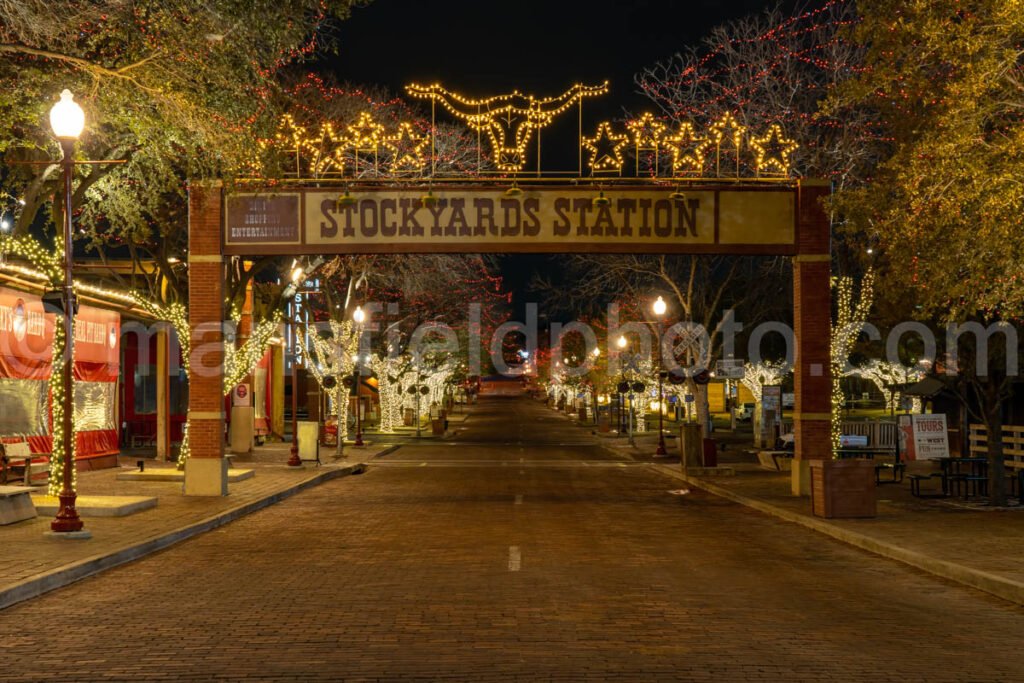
left=835, top=447, right=903, bottom=484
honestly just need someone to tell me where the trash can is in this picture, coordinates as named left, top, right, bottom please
left=403, top=408, right=415, bottom=426
left=431, top=418, right=445, bottom=436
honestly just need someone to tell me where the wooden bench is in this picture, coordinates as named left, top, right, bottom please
left=0, top=443, right=50, bottom=486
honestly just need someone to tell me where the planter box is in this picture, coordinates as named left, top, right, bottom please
left=810, top=459, right=876, bottom=519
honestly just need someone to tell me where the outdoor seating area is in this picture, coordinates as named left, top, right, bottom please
left=0, top=443, right=50, bottom=487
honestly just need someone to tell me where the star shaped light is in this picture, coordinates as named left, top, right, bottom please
left=582, top=122, right=628, bottom=173
left=664, top=122, right=711, bottom=176
left=383, top=122, right=429, bottom=171
left=347, top=112, right=385, bottom=150
left=708, top=112, right=747, bottom=151
left=749, top=124, right=799, bottom=176
left=626, top=112, right=667, bottom=149
left=307, top=121, right=349, bottom=176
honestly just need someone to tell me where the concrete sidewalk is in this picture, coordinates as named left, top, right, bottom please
left=0, top=443, right=392, bottom=610
left=655, top=460, right=1024, bottom=606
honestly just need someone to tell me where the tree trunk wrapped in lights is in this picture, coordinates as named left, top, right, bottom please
left=297, top=319, right=359, bottom=443
left=371, top=353, right=409, bottom=434
left=831, top=270, right=874, bottom=450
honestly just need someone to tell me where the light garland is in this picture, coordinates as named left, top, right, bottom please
left=405, top=82, right=609, bottom=172
left=259, top=90, right=798, bottom=180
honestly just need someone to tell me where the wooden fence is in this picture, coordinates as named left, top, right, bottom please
left=781, top=420, right=898, bottom=448
left=968, top=424, right=1024, bottom=471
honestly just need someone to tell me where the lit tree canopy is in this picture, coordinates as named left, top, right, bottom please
left=826, top=0, right=1024, bottom=320
left=0, top=0, right=366, bottom=303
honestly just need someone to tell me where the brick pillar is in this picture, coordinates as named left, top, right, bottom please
left=792, top=180, right=832, bottom=496
left=185, top=181, right=228, bottom=496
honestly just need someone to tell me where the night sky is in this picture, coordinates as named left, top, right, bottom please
left=327, top=0, right=792, bottom=315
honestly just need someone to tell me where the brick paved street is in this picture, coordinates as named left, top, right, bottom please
left=2, top=397, right=1023, bottom=682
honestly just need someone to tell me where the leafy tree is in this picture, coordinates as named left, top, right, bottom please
left=0, top=0, right=366, bottom=296
left=826, top=0, right=1024, bottom=503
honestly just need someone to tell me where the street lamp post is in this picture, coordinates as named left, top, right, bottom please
left=49, top=90, right=85, bottom=534
left=616, top=335, right=637, bottom=447
left=287, top=361, right=302, bottom=467
left=653, top=296, right=668, bottom=456
left=352, top=307, right=365, bottom=447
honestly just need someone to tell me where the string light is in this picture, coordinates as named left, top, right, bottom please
left=750, top=124, right=799, bottom=176
left=582, top=122, right=629, bottom=174
left=382, top=122, right=429, bottom=171
left=664, top=122, right=712, bottom=176
left=831, top=269, right=875, bottom=453
left=406, top=82, right=609, bottom=172
left=626, top=112, right=668, bottom=149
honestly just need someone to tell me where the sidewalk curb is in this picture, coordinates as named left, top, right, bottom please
left=0, top=461, right=373, bottom=612
left=651, top=464, right=1024, bottom=606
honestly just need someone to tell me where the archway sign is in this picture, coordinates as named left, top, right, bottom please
left=184, top=82, right=830, bottom=498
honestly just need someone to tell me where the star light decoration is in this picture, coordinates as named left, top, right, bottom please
left=664, top=122, right=711, bottom=176
left=749, top=124, right=799, bottom=176
left=406, top=82, right=609, bottom=173
left=582, top=122, right=629, bottom=174
left=383, top=122, right=429, bottom=171
left=258, top=93, right=798, bottom=179
left=626, top=112, right=667, bottom=149
left=346, top=112, right=386, bottom=151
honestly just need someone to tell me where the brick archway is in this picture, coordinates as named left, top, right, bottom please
left=185, top=181, right=831, bottom=497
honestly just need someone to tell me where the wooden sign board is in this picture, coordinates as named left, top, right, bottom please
left=223, top=186, right=797, bottom=255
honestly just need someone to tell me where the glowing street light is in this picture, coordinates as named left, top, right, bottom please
left=617, top=335, right=627, bottom=349
left=652, top=295, right=668, bottom=456
left=49, top=90, right=85, bottom=534
left=352, top=306, right=365, bottom=446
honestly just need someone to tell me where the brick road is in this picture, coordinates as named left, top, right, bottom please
left=2, top=396, right=1023, bottom=682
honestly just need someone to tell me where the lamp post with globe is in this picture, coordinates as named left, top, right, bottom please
left=49, top=90, right=86, bottom=534
left=352, top=306, right=365, bottom=447
left=653, top=296, right=668, bottom=456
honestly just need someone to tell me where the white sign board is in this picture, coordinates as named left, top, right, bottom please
left=910, top=414, right=950, bottom=460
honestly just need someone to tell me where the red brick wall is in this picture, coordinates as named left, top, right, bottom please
left=794, top=182, right=832, bottom=461
left=188, top=182, right=225, bottom=460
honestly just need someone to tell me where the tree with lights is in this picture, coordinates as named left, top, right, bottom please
left=636, top=0, right=879, bottom=188
left=826, top=0, right=1024, bottom=504
left=831, top=269, right=874, bottom=449
left=741, top=360, right=791, bottom=441
left=846, top=360, right=924, bottom=415
left=537, top=254, right=781, bottom=438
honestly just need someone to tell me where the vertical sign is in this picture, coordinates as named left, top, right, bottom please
left=910, top=414, right=950, bottom=461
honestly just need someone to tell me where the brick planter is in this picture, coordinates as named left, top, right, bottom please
left=810, top=459, right=876, bottom=519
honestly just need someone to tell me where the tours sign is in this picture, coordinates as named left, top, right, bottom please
left=223, top=186, right=797, bottom=255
